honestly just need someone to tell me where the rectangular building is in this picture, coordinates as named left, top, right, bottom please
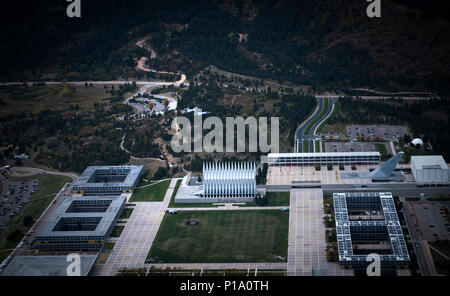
left=1, top=255, right=97, bottom=276
left=411, top=155, right=449, bottom=183
left=72, top=165, right=143, bottom=195
left=267, top=152, right=380, bottom=166
left=33, top=196, right=126, bottom=251
left=333, top=192, right=409, bottom=269
left=203, top=162, right=257, bottom=199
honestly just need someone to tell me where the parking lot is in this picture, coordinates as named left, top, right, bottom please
left=347, top=125, right=407, bottom=141
left=0, top=178, right=37, bottom=232
left=324, top=141, right=393, bottom=154
left=410, top=202, right=450, bottom=241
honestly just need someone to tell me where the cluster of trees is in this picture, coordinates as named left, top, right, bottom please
left=2, top=1, right=449, bottom=94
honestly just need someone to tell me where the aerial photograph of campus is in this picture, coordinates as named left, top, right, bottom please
left=0, top=0, right=449, bottom=285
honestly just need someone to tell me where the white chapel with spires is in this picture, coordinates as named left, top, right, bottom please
left=202, top=161, right=257, bottom=198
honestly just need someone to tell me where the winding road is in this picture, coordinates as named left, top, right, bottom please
left=295, top=97, right=334, bottom=153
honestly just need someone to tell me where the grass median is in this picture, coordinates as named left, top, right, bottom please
left=304, top=98, right=329, bottom=135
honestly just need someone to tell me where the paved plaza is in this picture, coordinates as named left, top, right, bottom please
left=267, top=165, right=378, bottom=185
left=287, top=188, right=353, bottom=276
left=93, top=178, right=179, bottom=276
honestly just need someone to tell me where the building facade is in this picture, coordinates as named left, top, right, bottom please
left=72, top=165, right=143, bottom=195
left=203, top=161, right=257, bottom=198
left=33, top=196, right=125, bottom=251
left=267, top=152, right=380, bottom=166
left=411, top=155, right=449, bottom=184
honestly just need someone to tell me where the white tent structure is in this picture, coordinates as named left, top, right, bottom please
left=203, top=161, right=257, bottom=198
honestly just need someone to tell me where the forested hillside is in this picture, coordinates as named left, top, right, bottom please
left=1, top=0, right=449, bottom=94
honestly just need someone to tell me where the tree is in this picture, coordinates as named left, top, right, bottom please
left=23, top=215, right=33, bottom=227
left=254, top=195, right=268, bottom=206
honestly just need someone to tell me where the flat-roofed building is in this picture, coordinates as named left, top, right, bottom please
left=333, top=192, right=410, bottom=270
left=267, top=152, right=380, bottom=166
left=411, top=155, right=449, bottom=184
left=33, top=196, right=125, bottom=251
left=72, top=165, right=143, bottom=195
left=1, top=255, right=97, bottom=276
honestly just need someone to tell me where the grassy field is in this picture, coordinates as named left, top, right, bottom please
left=239, top=192, right=290, bottom=207
left=405, top=197, right=420, bottom=201
left=0, top=84, right=112, bottom=117
left=303, top=140, right=309, bottom=152
left=147, top=210, right=289, bottom=263
left=102, top=242, right=116, bottom=250
left=109, top=226, right=125, bottom=237
left=129, top=180, right=170, bottom=202
left=374, top=143, right=388, bottom=156
left=119, top=208, right=134, bottom=219
left=0, top=174, right=71, bottom=262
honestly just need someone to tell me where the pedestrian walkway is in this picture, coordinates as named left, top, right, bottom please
left=93, top=178, right=179, bottom=276
left=287, top=188, right=353, bottom=276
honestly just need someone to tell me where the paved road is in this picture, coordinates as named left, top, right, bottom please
left=7, top=167, right=78, bottom=181
left=295, top=97, right=334, bottom=153
left=263, top=183, right=450, bottom=198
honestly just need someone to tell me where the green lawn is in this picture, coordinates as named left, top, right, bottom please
left=109, top=226, right=125, bottom=237
left=129, top=179, right=170, bottom=202
left=240, top=192, right=290, bottom=207
left=148, top=210, right=289, bottom=263
left=317, top=100, right=339, bottom=133
left=405, top=197, right=420, bottom=202
left=0, top=174, right=71, bottom=262
left=103, top=242, right=116, bottom=250
left=303, top=140, right=309, bottom=152
left=374, top=143, right=388, bottom=156
left=119, top=208, right=134, bottom=219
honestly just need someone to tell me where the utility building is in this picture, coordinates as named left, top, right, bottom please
left=411, top=155, right=449, bottom=184
left=203, top=161, right=257, bottom=198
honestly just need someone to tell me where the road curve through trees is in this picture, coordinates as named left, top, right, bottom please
left=295, top=97, right=334, bottom=153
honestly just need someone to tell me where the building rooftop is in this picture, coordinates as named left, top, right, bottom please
left=1, top=255, right=97, bottom=276
left=268, top=152, right=380, bottom=158
left=73, top=165, right=143, bottom=190
left=35, top=196, right=125, bottom=238
left=334, top=192, right=409, bottom=264
left=411, top=155, right=448, bottom=170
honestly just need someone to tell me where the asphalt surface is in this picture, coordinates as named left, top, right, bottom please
left=296, top=97, right=334, bottom=153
